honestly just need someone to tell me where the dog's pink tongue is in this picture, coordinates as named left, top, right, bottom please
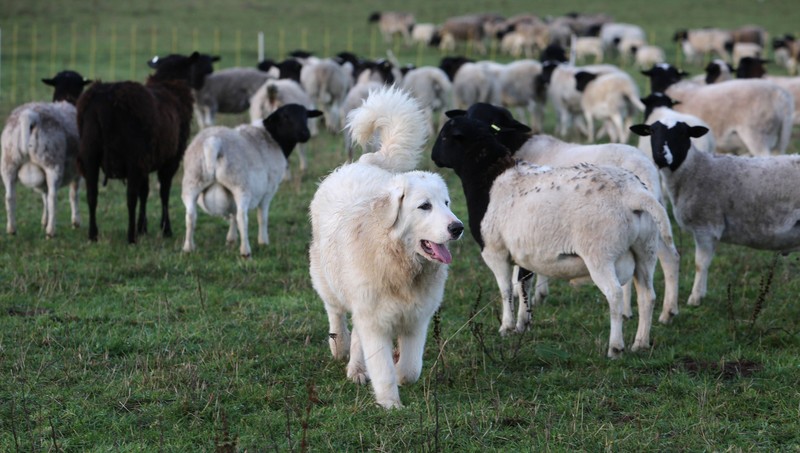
left=430, top=242, right=452, bottom=264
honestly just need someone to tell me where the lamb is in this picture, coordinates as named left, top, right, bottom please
left=182, top=104, right=321, bottom=257
left=734, top=57, right=800, bottom=125
left=300, top=58, right=353, bottom=133
left=77, top=52, right=210, bottom=243
left=631, top=120, right=800, bottom=307
left=599, top=23, right=645, bottom=59
left=193, top=66, right=272, bottom=128
left=399, top=66, right=453, bottom=136
left=368, top=11, right=415, bottom=46
left=642, top=63, right=794, bottom=156
left=248, top=79, right=319, bottom=174
left=432, top=115, right=675, bottom=357
left=447, top=102, right=681, bottom=324
left=673, top=28, right=733, bottom=64
left=574, top=70, right=645, bottom=143
left=2, top=71, right=91, bottom=237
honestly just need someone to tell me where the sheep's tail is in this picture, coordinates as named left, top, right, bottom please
left=347, top=85, right=428, bottom=173
left=202, top=136, right=222, bottom=180
left=630, top=189, right=675, bottom=252
left=18, top=109, right=38, bottom=157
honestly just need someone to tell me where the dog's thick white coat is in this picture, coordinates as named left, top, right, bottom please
left=309, top=86, right=462, bottom=409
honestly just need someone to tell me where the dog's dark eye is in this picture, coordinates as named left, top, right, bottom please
left=418, top=202, right=432, bottom=211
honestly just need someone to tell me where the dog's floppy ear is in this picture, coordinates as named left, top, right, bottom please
left=373, top=178, right=405, bottom=229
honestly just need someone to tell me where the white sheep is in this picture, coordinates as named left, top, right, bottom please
left=599, top=23, right=645, bottom=59
left=439, top=57, right=500, bottom=109
left=2, top=102, right=81, bottom=237
left=410, top=23, right=437, bottom=47
left=248, top=78, right=319, bottom=174
left=643, top=64, right=794, bottom=156
left=732, top=42, right=762, bottom=65
left=674, top=28, right=733, bottom=64
left=368, top=11, right=415, bottom=46
left=634, top=45, right=666, bottom=69
left=181, top=104, right=322, bottom=257
left=400, top=66, right=453, bottom=136
left=496, top=59, right=545, bottom=132
left=433, top=116, right=676, bottom=357
left=572, top=36, right=604, bottom=63
left=193, top=67, right=273, bottom=128
left=575, top=70, right=644, bottom=143
left=300, top=58, right=353, bottom=133
left=631, top=119, right=800, bottom=307
left=1, top=71, right=90, bottom=237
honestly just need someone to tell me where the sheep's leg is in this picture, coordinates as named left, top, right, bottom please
left=610, top=114, right=625, bottom=143
left=587, top=263, right=625, bottom=358
left=630, top=254, right=657, bottom=352
left=583, top=111, right=595, bottom=142
left=82, top=160, right=101, bottom=242
left=512, top=266, right=534, bottom=332
left=69, top=178, right=80, bottom=228
left=297, top=143, right=307, bottom=174
left=234, top=193, right=252, bottom=258
left=126, top=173, right=148, bottom=244
left=354, top=317, right=402, bottom=409
left=481, top=248, right=516, bottom=335
left=2, top=167, right=17, bottom=235
left=688, top=234, right=718, bottom=306
left=622, top=282, right=633, bottom=318
left=226, top=215, right=238, bottom=245
left=256, top=196, right=271, bottom=246
left=657, top=238, right=681, bottom=324
left=136, top=176, right=149, bottom=236
left=39, top=192, right=48, bottom=229
left=157, top=161, right=180, bottom=238
left=181, top=187, right=201, bottom=253
left=396, top=313, right=430, bottom=386
left=43, top=168, right=61, bottom=238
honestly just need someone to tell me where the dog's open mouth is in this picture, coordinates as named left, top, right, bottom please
left=420, top=240, right=452, bottom=264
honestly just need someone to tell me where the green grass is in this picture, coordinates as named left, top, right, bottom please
left=2, top=0, right=800, bottom=450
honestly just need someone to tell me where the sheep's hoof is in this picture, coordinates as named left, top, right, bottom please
left=498, top=326, right=515, bottom=337
left=72, top=221, right=80, bottom=229
left=658, top=310, right=677, bottom=325
left=687, top=295, right=702, bottom=307
left=240, top=253, right=252, bottom=259
left=347, top=365, right=369, bottom=385
left=631, top=340, right=651, bottom=352
left=607, top=346, right=625, bottom=359
left=46, top=233, right=55, bottom=240
left=376, top=399, right=403, bottom=410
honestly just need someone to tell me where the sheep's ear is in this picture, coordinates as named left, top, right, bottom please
left=629, top=124, right=652, bottom=137
left=83, top=79, right=94, bottom=86
left=641, top=68, right=653, bottom=76
left=188, top=51, right=200, bottom=62
left=688, top=126, right=709, bottom=138
left=307, top=109, right=323, bottom=118
left=42, top=78, right=55, bottom=86
left=679, top=70, right=690, bottom=78
left=445, top=109, right=467, bottom=118
left=671, top=99, right=681, bottom=106
left=212, top=55, right=221, bottom=62
left=148, top=56, right=160, bottom=68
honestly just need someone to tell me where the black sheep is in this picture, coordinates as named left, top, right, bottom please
left=77, top=51, right=212, bottom=243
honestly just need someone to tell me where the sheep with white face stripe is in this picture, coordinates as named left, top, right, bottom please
left=631, top=119, right=800, bottom=307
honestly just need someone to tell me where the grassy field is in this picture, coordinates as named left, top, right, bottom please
left=2, top=0, right=800, bottom=451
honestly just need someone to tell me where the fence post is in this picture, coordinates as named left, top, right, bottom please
left=258, top=31, right=264, bottom=62
left=150, top=25, right=158, bottom=59
left=172, top=26, right=177, bottom=54
left=70, top=22, right=77, bottom=69
left=90, top=25, right=96, bottom=80
left=279, top=29, right=285, bottom=60
left=110, top=25, right=117, bottom=81
left=193, top=27, right=199, bottom=53
left=130, top=24, right=138, bottom=81
left=235, top=29, right=242, bottom=67
left=50, top=23, right=57, bottom=77
left=214, top=27, right=220, bottom=56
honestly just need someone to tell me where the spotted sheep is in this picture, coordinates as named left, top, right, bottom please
left=631, top=119, right=800, bottom=307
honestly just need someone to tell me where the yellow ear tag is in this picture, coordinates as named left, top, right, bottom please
left=491, top=124, right=501, bottom=131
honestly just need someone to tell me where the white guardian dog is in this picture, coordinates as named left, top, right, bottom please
left=309, top=86, right=464, bottom=409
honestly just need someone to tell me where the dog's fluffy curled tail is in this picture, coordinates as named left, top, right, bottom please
left=346, top=85, right=428, bottom=173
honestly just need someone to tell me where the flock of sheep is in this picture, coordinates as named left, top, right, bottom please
left=2, top=9, right=800, bottom=360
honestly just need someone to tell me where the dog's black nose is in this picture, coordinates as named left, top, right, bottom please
left=448, top=221, right=464, bottom=239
